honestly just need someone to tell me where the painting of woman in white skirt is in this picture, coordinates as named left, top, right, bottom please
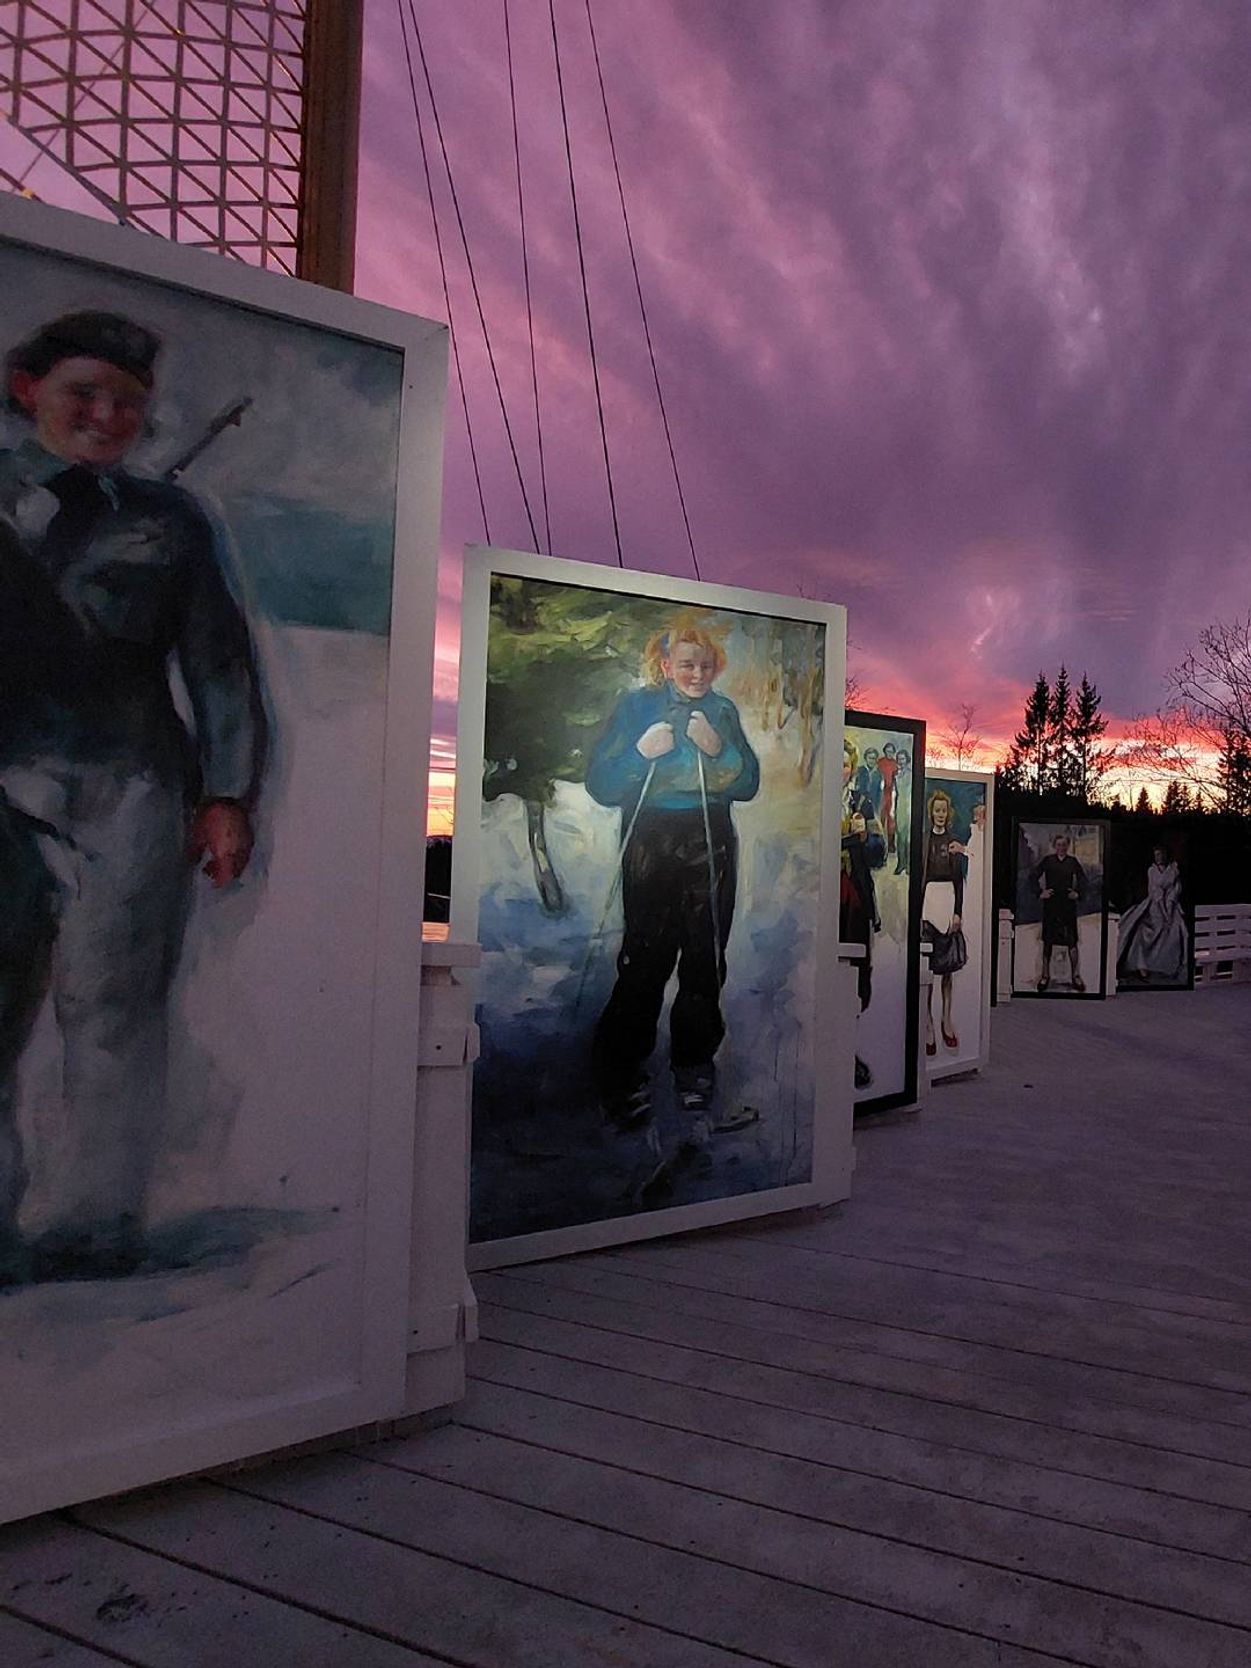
left=1115, top=837, right=1193, bottom=991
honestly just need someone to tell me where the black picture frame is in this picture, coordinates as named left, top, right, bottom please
left=844, top=709, right=927, bottom=1115
left=1011, top=818, right=1110, bottom=999
left=1108, top=821, right=1196, bottom=992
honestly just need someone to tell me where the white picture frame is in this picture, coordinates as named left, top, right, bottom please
left=0, top=195, right=447, bottom=1522
left=452, top=545, right=852, bottom=1268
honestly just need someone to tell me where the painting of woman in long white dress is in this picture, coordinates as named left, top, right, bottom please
left=1116, top=845, right=1190, bottom=988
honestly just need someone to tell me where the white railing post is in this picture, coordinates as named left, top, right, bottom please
left=1188, top=903, right=1251, bottom=985
left=997, top=909, right=1014, bottom=1001
left=404, top=939, right=481, bottom=1418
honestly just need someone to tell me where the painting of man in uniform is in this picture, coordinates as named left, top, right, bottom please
left=0, top=310, right=266, bottom=1286
left=1110, top=824, right=1194, bottom=992
left=843, top=712, right=925, bottom=1114
left=468, top=572, right=828, bottom=1246
left=1013, top=820, right=1109, bottom=997
left=0, top=231, right=409, bottom=1455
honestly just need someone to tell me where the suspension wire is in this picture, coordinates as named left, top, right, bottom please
left=395, top=0, right=491, bottom=541
left=583, top=0, right=701, bottom=581
left=548, top=0, right=625, bottom=568
left=407, top=1, right=540, bottom=552
left=504, top=0, right=553, bottom=555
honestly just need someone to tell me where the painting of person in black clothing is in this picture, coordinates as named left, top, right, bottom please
left=921, top=788, right=968, bottom=1054
left=0, top=311, right=266, bottom=1284
left=841, top=713, right=925, bottom=1111
left=1013, top=820, right=1108, bottom=997
left=840, top=735, right=886, bottom=1089
left=587, top=615, right=759, bottom=1132
left=1035, top=832, right=1086, bottom=992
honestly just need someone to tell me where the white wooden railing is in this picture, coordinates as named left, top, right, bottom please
left=1194, top=903, right=1251, bottom=984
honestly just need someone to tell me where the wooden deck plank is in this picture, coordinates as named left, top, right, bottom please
left=76, top=1482, right=776, bottom=1668
left=468, top=1337, right=1251, bottom=1563
left=622, top=1231, right=1251, bottom=1339
left=399, top=1405, right=1251, bottom=1642
left=697, top=1228, right=1251, bottom=1325
left=448, top=1378, right=1251, bottom=1619
left=233, top=1449, right=1080, bottom=1668
left=583, top=1239, right=1251, bottom=1389
left=0, top=1515, right=448, bottom=1668
left=477, top=1271, right=1251, bottom=1478
left=742, top=1203, right=1251, bottom=1310
left=476, top=1298, right=1251, bottom=1511
left=0, top=1608, right=130, bottom=1668
left=505, top=1252, right=1251, bottom=1433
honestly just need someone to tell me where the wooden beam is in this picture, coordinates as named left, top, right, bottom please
left=297, top=0, right=365, bottom=294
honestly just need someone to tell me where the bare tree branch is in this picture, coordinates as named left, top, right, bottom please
left=937, top=702, right=984, bottom=768
left=1117, top=707, right=1224, bottom=808
left=1168, top=615, right=1251, bottom=739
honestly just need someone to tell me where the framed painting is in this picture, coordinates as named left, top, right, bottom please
left=1109, top=821, right=1194, bottom=992
left=452, top=547, right=851, bottom=1267
left=0, top=195, right=446, bottom=1522
left=1012, top=819, right=1110, bottom=997
left=843, top=711, right=926, bottom=1116
left=921, top=769, right=995, bottom=1079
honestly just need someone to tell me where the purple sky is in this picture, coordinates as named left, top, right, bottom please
left=356, top=0, right=1251, bottom=821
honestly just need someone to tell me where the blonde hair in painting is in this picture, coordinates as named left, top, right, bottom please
left=642, top=612, right=728, bottom=687
left=927, top=787, right=954, bottom=824
left=844, top=735, right=860, bottom=772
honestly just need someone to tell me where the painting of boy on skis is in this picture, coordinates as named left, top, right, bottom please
left=457, top=555, right=846, bottom=1255
left=586, top=615, right=759, bottom=1131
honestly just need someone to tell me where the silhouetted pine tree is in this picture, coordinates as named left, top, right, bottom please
left=1007, top=673, right=1052, bottom=794
left=1049, top=666, right=1077, bottom=796
left=1219, top=726, right=1251, bottom=816
left=1071, top=674, right=1111, bottom=802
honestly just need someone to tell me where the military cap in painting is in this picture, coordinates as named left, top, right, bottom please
left=6, top=311, right=162, bottom=410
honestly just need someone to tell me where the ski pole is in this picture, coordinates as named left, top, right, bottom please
left=572, top=759, right=658, bottom=1016
left=696, top=747, right=722, bottom=969
left=696, top=735, right=758, bottom=1135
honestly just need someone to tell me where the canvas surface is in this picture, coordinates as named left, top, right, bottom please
left=922, top=772, right=992, bottom=1076
left=1012, top=819, right=1109, bottom=997
left=0, top=208, right=440, bottom=1517
left=1109, top=822, right=1194, bottom=992
left=843, top=713, right=925, bottom=1113
left=460, top=562, right=842, bottom=1249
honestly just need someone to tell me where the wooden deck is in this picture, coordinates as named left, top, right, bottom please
left=5, top=985, right=1251, bottom=1666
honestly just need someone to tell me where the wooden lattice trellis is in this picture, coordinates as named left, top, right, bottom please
left=0, top=0, right=359, bottom=285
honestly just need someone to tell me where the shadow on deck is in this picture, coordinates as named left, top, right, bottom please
left=4, top=986, right=1251, bottom=1666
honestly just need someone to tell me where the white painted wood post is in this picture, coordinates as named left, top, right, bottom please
left=405, top=940, right=481, bottom=1417
left=997, top=910, right=1014, bottom=1001
left=1105, top=914, right=1120, bottom=998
